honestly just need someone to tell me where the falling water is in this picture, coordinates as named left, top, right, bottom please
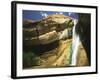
left=70, top=19, right=80, bottom=66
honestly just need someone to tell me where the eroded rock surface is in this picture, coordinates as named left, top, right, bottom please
left=23, top=14, right=74, bottom=46
left=23, top=14, right=88, bottom=68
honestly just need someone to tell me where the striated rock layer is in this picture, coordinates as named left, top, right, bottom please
left=23, top=14, right=89, bottom=68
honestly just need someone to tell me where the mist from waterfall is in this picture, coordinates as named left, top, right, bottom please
left=70, top=19, right=80, bottom=66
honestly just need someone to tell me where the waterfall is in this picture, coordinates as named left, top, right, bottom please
left=70, top=19, right=80, bottom=66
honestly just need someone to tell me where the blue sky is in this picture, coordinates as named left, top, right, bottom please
left=23, top=10, right=79, bottom=21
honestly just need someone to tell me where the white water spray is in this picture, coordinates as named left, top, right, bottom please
left=70, top=19, right=80, bottom=66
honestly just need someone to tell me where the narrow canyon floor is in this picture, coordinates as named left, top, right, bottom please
left=24, top=39, right=89, bottom=69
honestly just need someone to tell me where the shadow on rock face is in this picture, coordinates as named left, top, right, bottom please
left=23, top=14, right=74, bottom=54
left=22, top=14, right=90, bottom=68
left=75, top=13, right=91, bottom=66
left=23, top=40, right=59, bottom=56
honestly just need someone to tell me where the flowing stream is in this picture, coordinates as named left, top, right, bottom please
left=70, top=19, right=80, bottom=66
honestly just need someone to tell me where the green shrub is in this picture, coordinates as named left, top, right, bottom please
left=23, top=52, right=39, bottom=68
